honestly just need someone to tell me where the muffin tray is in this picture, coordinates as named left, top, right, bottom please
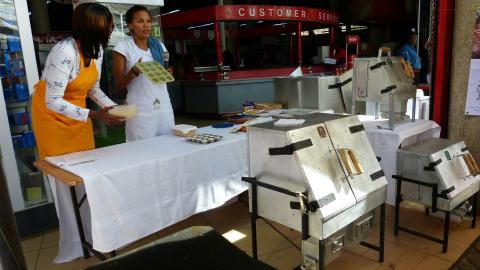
left=135, top=61, right=175, bottom=84
left=186, top=134, right=223, bottom=144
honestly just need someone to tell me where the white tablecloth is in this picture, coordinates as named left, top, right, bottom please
left=47, top=117, right=440, bottom=262
left=359, top=117, right=441, bottom=204
left=47, top=126, right=248, bottom=262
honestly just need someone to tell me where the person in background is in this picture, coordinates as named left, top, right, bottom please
left=222, top=49, right=236, bottom=69
left=32, top=3, right=123, bottom=160
left=333, top=40, right=347, bottom=66
left=184, top=53, right=199, bottom=75
left=112, top=5, right=175, bottom=142
left=398, top=28, right=421, bottom=72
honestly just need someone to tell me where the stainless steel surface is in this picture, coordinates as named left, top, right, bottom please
left=274, top=77, right=315, bottom=109
left=397, top=138, right=480, bottom=210
left=287, top=122, right=356, bottom=220
left=346, top=212, right=375, bottom=244
left=273, top=76, right=346, bottom=113
left=324, top=116, right=386, bottom=202
left=321, top=187, right=386, bottom=239
left=193, top=66, right=231, bottom=73
left=247, top=113, right=387, bottom=267
left=303, top=230, right=346, bottom=265
left=353, top=56, right=416, bottom=122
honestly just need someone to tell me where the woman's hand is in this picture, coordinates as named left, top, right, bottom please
left=128, top=58, right=143, bottom=78
left=89, top=106, right=125, bottom=125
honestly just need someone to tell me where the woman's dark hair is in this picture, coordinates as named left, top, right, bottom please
left=125, top=5, right=151, bottom=34
left=72, top=3, right=112, bottom=60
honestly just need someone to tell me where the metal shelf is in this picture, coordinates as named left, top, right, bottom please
left=6, top=101, right=28, bottom=109
left=10, top=124, right=30, bottom=134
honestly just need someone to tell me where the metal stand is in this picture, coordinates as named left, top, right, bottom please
left=388, top=94, right=394, bottom=130
left=393, top=175, right=478, bottom=253
left=69, top=186, right=116, bottom=261
left=242, top=177, right=385, bottom=269
left=250, top=184, right=258, bottom=260
left=360, top=203, right=385, bottom=262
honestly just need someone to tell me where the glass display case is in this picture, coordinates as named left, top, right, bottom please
left=0, top=0, right=56, bottom=237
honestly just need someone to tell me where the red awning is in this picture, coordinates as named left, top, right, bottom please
left=161, top=5, right=339, bottom=29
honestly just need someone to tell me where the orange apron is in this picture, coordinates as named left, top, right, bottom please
left=32, top=56, right=98, bottom=159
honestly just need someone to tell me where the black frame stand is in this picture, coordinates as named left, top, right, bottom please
left=242, top=177, right=385, bottom=270
left=70, top=186, right=117, bottom=261
left=393, top=175, right=478, bottom=253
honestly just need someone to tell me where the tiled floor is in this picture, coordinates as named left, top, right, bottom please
left=21, top=200, right=480, bottom=270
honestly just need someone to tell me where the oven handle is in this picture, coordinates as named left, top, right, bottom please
left=338, top=148, right=364, bottom=176
left=339, top=149, right=354, bottom=176
left=467, top=153, right=479, bottom=176
left=347, top=149, right=364, bottom=175
left=462, top=154, right=476, bottom=177
left=462, top=154, right=474, bottom=176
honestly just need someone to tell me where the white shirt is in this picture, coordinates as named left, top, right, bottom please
left=41, top=38, right=116, bottom=121
left=113, top=37, right=172, bottom=115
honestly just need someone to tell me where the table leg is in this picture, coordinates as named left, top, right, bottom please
left=69, top=186, right=90, bottom=259
left=251, top=184, right=258, bottom=260
left=379, top=203, right=385, bottom=262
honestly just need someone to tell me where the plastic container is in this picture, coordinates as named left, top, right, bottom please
left=22, top=131, right=35, bottom=148
left=108, top=104, right=138, bottom=118
left=227, top=114, right=249, bottom=124
left=11, top=132, right=35, bottom=149
left=11, top=134, right=23, bottom=149
left=14, top=84, right=29, bottom=101
left=13, top=59, right=25, bottom=77
left=15, top=112, right=29, bottom=125
left=3, top=89, right=13, bottom=102
left=7, top=111, right=28, bottom=126
left=7, top=36, right=21, bottom=52
left=243, top=100, right=254, bottom=112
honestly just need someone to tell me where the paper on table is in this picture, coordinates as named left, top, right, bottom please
left=274, top=119, right=305, bottom=127
left=247, top=109, right=283, bottom=117
left=45, top=152, right=97, bottom=167
left=289, top=66, right=303, bottom=78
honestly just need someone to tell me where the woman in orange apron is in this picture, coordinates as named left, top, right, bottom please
left=31, top=3, right=124, bottom=263
left=32, top=3, right=123, bottom=159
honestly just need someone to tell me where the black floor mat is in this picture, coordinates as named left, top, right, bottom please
left=85, top=226, right=277, bottom=270
left=450, top=234, right=480, bottom=270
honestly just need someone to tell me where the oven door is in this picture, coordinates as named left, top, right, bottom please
left=287, top=123, right=356, bottom=220
left=324, top=116, right=387, bottom=203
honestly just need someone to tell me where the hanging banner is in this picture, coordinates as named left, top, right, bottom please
left=465, top=10, right=480, bottom=115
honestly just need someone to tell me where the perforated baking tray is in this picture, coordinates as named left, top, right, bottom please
left=135, top=61, right=175, bottom=84
left=186, top=134, right=223, bottom=144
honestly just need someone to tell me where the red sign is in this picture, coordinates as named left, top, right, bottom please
left=216, top=5, right=338, bottom=24
left=346, top=35, right=360, bottom=44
